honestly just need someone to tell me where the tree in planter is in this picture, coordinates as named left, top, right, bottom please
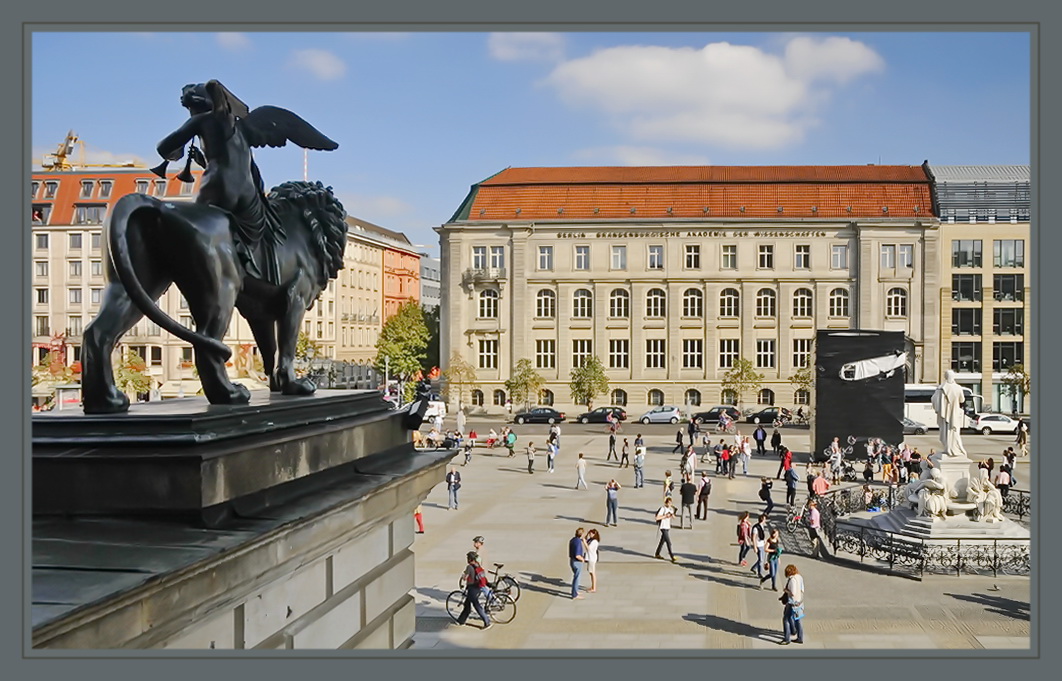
left=441, top=351, right=478, bottom=413
left=1001, top=363, right=1031, bottom=413
left=32, top=350, right=76, bottom=388
left=569, top=355, right=609, bottom=410
left=115, top=348, right=152, bottom=398
left=721, top=357, right=763, bottom=410
left=374, top=299, right=429, bottom=401
left=505, top=358, right=546, bottom=412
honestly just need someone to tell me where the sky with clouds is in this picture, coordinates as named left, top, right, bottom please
left=31, top=31, right=1030, bottom=253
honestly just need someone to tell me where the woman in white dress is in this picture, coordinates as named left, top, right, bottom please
left=585, top=529, right=601, bottom=593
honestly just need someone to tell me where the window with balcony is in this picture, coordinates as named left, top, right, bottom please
left=489, top=246, right=505, bottom=270
left=952, top=274, right=982, bottom=302
left=538, top=245, right=553, bottom=271
left=758, top=244, right=774, bottom=269
left=645, top=339, right=666, bottom=369
left=795, top=244, right=810, bottom=269
left=993, top=274, right=1024, bottom=301
left=682, top=288, right=703, bottom=318
left=536, top=339, right=556, bottom=369
left=685, top=244, right=701, bottom=269
left=645, top=289, right=666, bottom=318
left=756, top=288, right=776, bottom=317
left=536, top=289, right=556, bottom=318
left=792, top=288, right=813, bottom=318
left=722, top=244, right=737, bottom=269
left=886, top=288, right=908, bottom=317
left=719, top=339, right=739, bottom=369
left=611, top=245, right=627, bottom=270
left=952, top=239, right=983, bottom=268
left=993, top=308, right=1024, bottom=336
left=609, top=339, right=629, bottom=369
left=574, top=245, right=590, bottom=270
left=756, top=339, right=775, bottom=369
left=952, top=308, right=982, bottom=335
left=992, top=342, right=1023, bottom=371
left=993, top=239, right=1025, bottom=267
left=572, top=289, right=593, bottom=318
left=648, top=245, right=664, bottom=270
left=682, top=339, right=703, bottom=369
left=572, top=339, right=592, bottom=367
left=829, top=288, right=849, bottom=317
left=609, top=289, right=630, bottom=318
left=719, top=288, right=739, bottom=318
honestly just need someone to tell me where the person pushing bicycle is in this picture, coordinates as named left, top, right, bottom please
left=455, top=551, right=492, bottom=629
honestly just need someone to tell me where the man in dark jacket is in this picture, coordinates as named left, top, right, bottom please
left=678, top=474, right=698, bottom=528
left=754, top=425, right=768, bottom=456
left=771, top=428, right=783, bottom=457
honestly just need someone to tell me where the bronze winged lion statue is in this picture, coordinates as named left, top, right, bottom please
left=80, top=81, right=346, bottom=414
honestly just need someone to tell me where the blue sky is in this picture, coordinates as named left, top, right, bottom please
left=31, top=31, right=1030, bottom=254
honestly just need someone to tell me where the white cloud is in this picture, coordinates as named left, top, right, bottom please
left=572, top=146, right=712, bottom=166
left=216, top=32, right=252, bottom=52
left=541, top=37, right=883, bottom=150
left=488, top=32, right=565, bottom=62
left=288, top=49, right=346, bottom=81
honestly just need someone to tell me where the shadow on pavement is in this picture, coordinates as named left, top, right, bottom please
left=520, top=571, right=574, bottom=598
left=684, top=613, right=782, bottom=643
left=945, top=592, right=1030, bottom=621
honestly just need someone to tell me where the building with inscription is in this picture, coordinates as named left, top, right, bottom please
left=438, top=165, right=941, bottom=414
left=928, top=164, right=1030, bottom=413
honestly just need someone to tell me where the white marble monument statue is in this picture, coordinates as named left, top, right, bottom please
left=931, top=370, right=968, bottom=457
left=965, top=466, right=1005, bottom=522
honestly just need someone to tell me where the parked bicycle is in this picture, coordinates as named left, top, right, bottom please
left=785, top=497, right=813, bottom=533
left=456, top=562, right=521, bottom=602
left=446, top=586, right=517, bottom=625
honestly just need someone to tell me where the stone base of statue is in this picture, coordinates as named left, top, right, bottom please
left=32, top=391, right=453, bottom=649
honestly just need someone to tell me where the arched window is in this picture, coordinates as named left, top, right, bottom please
left=682, top=288, right=703, bottom=318
left=792, top=288, right=813, bottom=318
left=756, top=288, right=776, bottom=317
left=536, top=289, right=556, bottom=318
left=645, top=288, right=667, bottom=318
left=611, top=389, right=628, bottom=406
left=794, top=389, right=810, bottom=405
left=758, top=388, right=775, bottom=405
left=539, top=389, right=554, bottom=406
left=719, top=288, right=740, bottom=317
left=609, top=289, right=630, bottom=318
left=829, top=288, right=850, bottom=317
left=648, top=389, right=664, bottom=406
left=471, top=389, right=484, bottom=406
left=684, top=388, right=702, bottom=406
left=493, top=389, right=506, bottom=406
left=478, top=289, right=499, bottom=318
left=886, top=287, right=908, bottom=317
left=721, top=389, right=737, bottom=406
left=573, top=289, right=593, bottom=318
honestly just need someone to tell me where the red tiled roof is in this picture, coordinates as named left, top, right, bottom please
left=458, top=165, right=933, bottom=221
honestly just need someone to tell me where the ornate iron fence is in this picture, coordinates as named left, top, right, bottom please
left=1002, top=489, right=1030, bottom=521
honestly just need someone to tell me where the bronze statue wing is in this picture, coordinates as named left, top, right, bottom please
left=239, top=105, right=339, bottom=151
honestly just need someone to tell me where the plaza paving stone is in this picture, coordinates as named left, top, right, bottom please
left=410, top=421, right=1032, bottom=651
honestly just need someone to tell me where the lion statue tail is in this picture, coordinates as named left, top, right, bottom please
left=106, top=193, right=232, bottom=360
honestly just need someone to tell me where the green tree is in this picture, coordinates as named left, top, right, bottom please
left=505, top=358, right=546, bottom=411
left=1001, top=364, right=1031, bottom=411
left=789, top=365, right=814, bottom=404
left=721, top=357, right=763, bottom=408
left=115, top=348, right=152, bottom=396
left=423, top=305, right=441, bottom=373
left=441, top=351, right=478, bottom=410
left=569, top=355, right=609, bottom=409
left=374, top=299, right=429, bottom=383
left=295, top=331, right=325, bottom=362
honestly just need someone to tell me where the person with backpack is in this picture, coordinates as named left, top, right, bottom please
left=454, top=551, right=492, bottom=629
left=749, top=513, right=769, bottom=580
left=736, top=511, right=753, bottom=566
left=759, top=477, right=775, bottom=516
left=696, top=471, right=712, bottom=520
left=504, top=429, right=517, bottom=458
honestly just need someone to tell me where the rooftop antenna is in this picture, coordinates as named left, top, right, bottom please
left=303, top=149, right=308, bottom=182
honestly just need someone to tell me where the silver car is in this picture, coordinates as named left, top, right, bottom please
left=637, top=405, right=684, bottom=424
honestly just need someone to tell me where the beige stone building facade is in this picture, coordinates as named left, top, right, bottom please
left=439, top=165, right=942, bottom=415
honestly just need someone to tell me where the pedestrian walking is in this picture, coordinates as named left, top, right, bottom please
left=754, top=425, right=767, bottom=457
left=547, top=436, right=558, bottom=473
left=550, top=423, right=562, bottom=448
left=775, top=443, right=791, bottom=479
left=673, top=427, right=685, bottom=454
left=862, top=460, right=874, bottom=484
left=700, top=433, right=712, bottom=463
left=414, top=504, right=425, bottom=534
left=682, top=446, right=696, bottom=479
left=779, top=564, right=805, bottom=645
left=759, top=477, right=775, bottom=516
left=771, top=428, right=783, bottom=458
left=634, top=433, right=644, bottom=449
left=687, top=418, right=698, bottom=448
left=715, top=442, right=725, bottom=475
left=585, top=528, right=601, bottom=593
left=995, top=465, right=1012, bottom=498
left=446, top=466, right=461, bottom=510
left=807, top=500, right=825, bottom=558
left=736, top=510, right=753, bottom=566
left=741, top=436, right=752, bottom=475
left=607, top=431, right=618, bottom=462
left=526, top=441, right=536, bottom=474
left=568, top=528, right=587, bottom=599
left=455, top=551, right=492, bottom=629
left=784, top=465, right=799, bottom=507
left=678, top=474, right=697, bottom=528
left=654, top=498, right=677, bottom=562
left=604, top=479, right=621, bottom=526
left=504, top=429, right=517, bottom=458
left=696, top=471, right=712, bottom=520
left=575, top=452, right=588, bottom=489
left=761, top=528, right=783, bottom=590
left=749, top=513, right=769, bottom=580
left=1016, top=420, right=1029, bottom=457
left=620, top=438, right=631, bottom=467
left=663, top=470, right=674, bottom=501
left=633, top=446, right=646, bottom=487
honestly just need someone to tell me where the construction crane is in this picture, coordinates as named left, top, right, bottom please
left=41, top=130, right=144, bottom=171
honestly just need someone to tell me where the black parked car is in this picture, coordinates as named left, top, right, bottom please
left=745, top=406, right=792, bottom=424
left=513, top=407, right=566, bottom=425
left=691, top=406, right=741, bottom=424
left=575, top=406, right=627, bottom=424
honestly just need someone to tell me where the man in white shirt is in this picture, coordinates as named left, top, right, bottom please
left=654, top=498, right=677, bottom=562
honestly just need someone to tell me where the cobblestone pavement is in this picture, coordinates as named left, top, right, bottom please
left=409, top=421, right=1032, bottom=650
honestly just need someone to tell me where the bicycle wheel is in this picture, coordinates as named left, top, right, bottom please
left=785, top=515, right=799, bottom=533
left=446, top=590, right=467, bottom=623
left=496, top=575, right=521, bottom=602
left=486, top=592, right=517, bottom=624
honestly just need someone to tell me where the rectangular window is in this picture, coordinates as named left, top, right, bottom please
left=831, top=244, right=849, bottom=269
left=899, top=244, right=914, bottom=268
left=32, top=205, right=51, bottom=224
left=682, top=339, right=703, bottom=369
left=32, top=180, right=39, bottom=198
left=993, top=308, right=1024, bottom=336
left=147, top=322, right=161, bottom=336
left=609, top=339, right=630, bottom=369
left=721, top=245, right=737, bottom=269
left=34, top=261, right=48, bottom=277
left=35, top=316, right=49, bottom=336
left=645, top=339, right=666, bottom=368
left=951, top=308, right=982, bottom=336
left=80, top=180, right=95, bottom=199
left=993, top=274, right=1024, bottom=301
left=150, top=346, right=163, bottom=366
left=489, top=246, right=505, bottom=269
left=66, top=315, right=82, bottom=336
left=154, top=180, right=168, bottom=196
left=951, top=342, right=981, bottom=373
left=35, top=288, right=48, bottom=304
left=135, top=180, right=150, bottom=194
left=69, top=261, right=82, bottom=278
left=538, top=245, right=554, bottom=271
left=880, top=244, right=896, bottom=269
left=472, top=246, right=487, bottom=269
left=69, top=233, right=83, bottom=249
left=36, top=233, right=49, bottom=249
left=572, top=339, right=592, bottom=368
left=758, top=244, right=774, bottom=269
left=993, top=239, right=1025, bottom=268
left=90, top=288, right=102, bottom=305
left=181, top=346, right=194, bottom=363
left=90, top=260, right=103, bottom=277
left=91, top=232, right=101, bottom=250
left=611, top=245, right=627, bottom=270
left=951, top=239, right=983, bottom=268
left=44, top=181, right=58, bottom=198
left=98, top=180, right=113, bottom=199
left=574, top=245, right=590, bottom=270
left=684, top=244, right=701, bottom=269
left=535, top=339, right=556, bottom=369
left=794, top=244, right=810, bottom=269
left=74, top=205, right=106, bottom=225
left=180, top=179, right=195, bottom=195
left=68, top=288, right=82, bottom=305
left=648, top=245, right=664, bottom=270
left=952, top=274, right=982, bottom=302
left=478, top=339, right=498, bottom=369
left=719, top=339, right=739, bottom=369
left=793, top=338, right=812, bottom=368
left=992, top=342, right=1023, bottom=371
left=181, top=315, right=194, bottom=329
left=756, top=339, right=775, bottom=369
